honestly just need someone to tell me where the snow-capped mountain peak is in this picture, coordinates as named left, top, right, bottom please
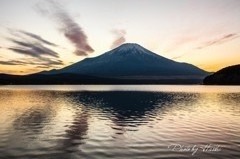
left=43, top=43, right=208, bottom=77
left=109, top=43, right=154, bottom=55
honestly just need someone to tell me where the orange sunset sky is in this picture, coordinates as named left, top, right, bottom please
left=0, top=0, right=240, bottom=74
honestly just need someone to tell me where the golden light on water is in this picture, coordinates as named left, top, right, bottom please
left=0, top=85, right=240, bottom=158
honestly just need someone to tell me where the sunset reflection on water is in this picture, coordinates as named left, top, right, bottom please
left=0, top=85, right=239, bottom=159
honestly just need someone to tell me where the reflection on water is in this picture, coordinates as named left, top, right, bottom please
left=71, top=92, right=199, bottom=130
left=0, top=86, right=239, bottom=159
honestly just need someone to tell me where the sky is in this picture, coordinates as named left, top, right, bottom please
left=0, top=0, right=240, bottom=74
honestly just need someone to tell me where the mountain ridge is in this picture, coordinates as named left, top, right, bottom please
left=203, top=64, right=240, bottom=85
left=44, top=43, right=208, bottom=78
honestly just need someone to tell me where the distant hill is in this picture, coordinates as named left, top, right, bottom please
left=203, top=64, right=240, bottom=85
left=0, top=43, right=210, bottom=85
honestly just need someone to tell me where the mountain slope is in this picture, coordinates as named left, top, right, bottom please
left=203, top=64, right=240, bottom=85
left=47, top=43, right=208, bottom=78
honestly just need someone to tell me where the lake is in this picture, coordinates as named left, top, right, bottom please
left=0, top=85, right=239, bottom=159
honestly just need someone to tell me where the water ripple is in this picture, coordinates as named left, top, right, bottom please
left=0, top=87, right=239, bottom=159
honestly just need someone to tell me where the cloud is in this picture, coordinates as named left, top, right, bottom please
left=168, top=32, right=239, bottom=59
left=111, top=29, right=126, bottom=49
left=36, top=0, right=94, bottom=56
left=171, top=55, right=185, bottom=60
left=8, top=39, right=59, bottom=58
left=35, top=65, right=54, bottom=69
left=7, top=29, right=60, bottom=58
left=0, top=57, right=63, bottom=67
left=170, top=33, right=239, bottom=60
left=196, top=33, right=239, bottom=49
left=0, top=60, right=28, bottom=66
left=7, top=29, right=58, bottom=47
left=6, top=29, right=59, bottom=58
left=3, top=29, right=64, bottom=69
left=19, top=31, right=58, bottom=46
left=40, top=57, right=63, bottom=66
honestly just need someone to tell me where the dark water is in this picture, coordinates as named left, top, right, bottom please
left=0, top=85, right=239, bottom=159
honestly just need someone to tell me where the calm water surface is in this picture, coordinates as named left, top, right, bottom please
left=0, top=85, right=239, bottom=159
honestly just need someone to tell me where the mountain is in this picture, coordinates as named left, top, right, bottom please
left=0, top=43, right=210, bottom=85
left=203, top=64, right=240, bottom=85
left=45, top=43, right=208, bottom=78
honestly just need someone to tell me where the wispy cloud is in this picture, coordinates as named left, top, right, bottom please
left=168, top=32, right=239, bottom=59
left=196, top=33, right=239, bottom=49
left=2, top=29, right=64, bottom=69
left=19, top=30, right=58, bottom=46
left=36, top=0, right=94, bottom=56
left=0, top=57, right=63, bottom=68
left=40, top=57, right=63, bottom=66
left=170, top=53, right=188, bottom=60
left=8, top=39, right=59, bottom=58
left=111, top=29, right=126, bottom=49
left=0, top=60, right=28, bottom=66
left=35, top=65, right=56, bottom=69
left=6, top=29, right=60, bottom=58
